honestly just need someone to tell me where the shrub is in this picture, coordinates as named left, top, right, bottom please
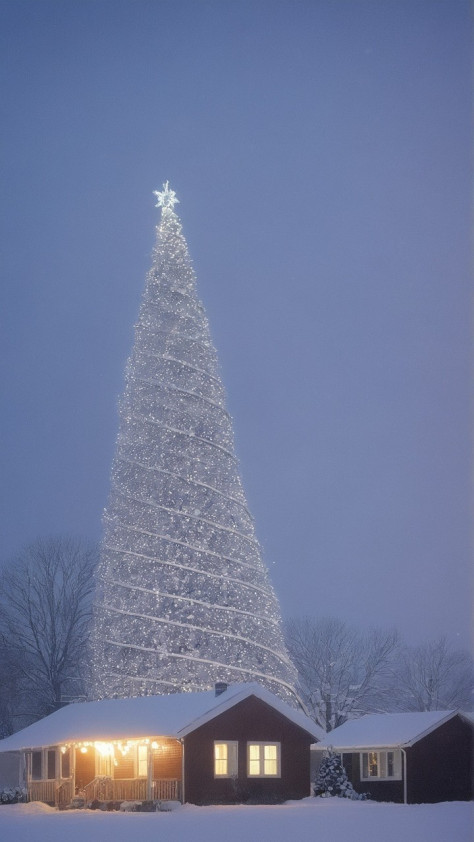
left=314, top=752, right=366, bottom=800
left=0, top=786, right=27, bottom=804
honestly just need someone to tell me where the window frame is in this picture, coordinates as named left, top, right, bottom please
left=61, top=749, right=71, bottom=779
left=213, top=740, right=238, bottom=778
left=28, top=748, right=58, bottom=781
left=360, top=749, right=402, bottom=781
left=31, top=750, right=42, bottom=780
left=46, top=749, right=56, bottom=780
left=247, top=742, right=281, bottom=778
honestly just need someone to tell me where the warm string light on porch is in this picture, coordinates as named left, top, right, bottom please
left=88, top=185, right=298, bottom=705
left=60, top=738, right=168, bottom=757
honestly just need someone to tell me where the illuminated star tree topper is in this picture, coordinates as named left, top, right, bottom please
left=153, top=181, right=180, bottom=214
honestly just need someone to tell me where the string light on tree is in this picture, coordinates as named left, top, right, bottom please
left=89, top=184, right=298, bottom=705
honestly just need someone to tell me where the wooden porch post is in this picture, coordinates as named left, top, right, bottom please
left=71, top=745, right=76, bottom=796
left=54, top=747, right=60, bottom=807
left=401, top=748, right=407, bottom=804
left=180, top=739, right=185, bottom=804
left=24, top=751, right=31, bottom=800
left=19, top=751, right=26, bottom=791
left=146, top=744, right=153, bottom=801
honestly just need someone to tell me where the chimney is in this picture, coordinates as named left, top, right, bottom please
left=215, top=682, right=228, bottom=697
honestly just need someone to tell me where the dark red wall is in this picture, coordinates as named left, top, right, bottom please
left=407, top=715, right=473, bottom=803
left=152, top=738, right=182, bottom=779
left=184, top=695, right=313, bottom=805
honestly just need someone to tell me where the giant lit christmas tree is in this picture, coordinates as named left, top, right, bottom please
left=89, top=184, right=298, bottom=705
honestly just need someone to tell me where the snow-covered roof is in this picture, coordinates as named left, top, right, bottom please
left=312, top=710, right=459, bottom=750
left=0, top=684, right=323, bottom=751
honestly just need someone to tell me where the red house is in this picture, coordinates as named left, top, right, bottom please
left=0, top=683, right=323, bottom=808
left=312, top=710, right=473, bottom=803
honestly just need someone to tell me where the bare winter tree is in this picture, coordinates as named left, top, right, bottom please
left=285, top=616, right=400, bottom=731
left=389, top=636, right=474, bottom=712
left=0, top=631, right=22, bottom=737
left=0, top=537, right=97, bottom=730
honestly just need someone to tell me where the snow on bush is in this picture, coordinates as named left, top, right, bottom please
left=119, top=801, right=142, bottom=812
left=0, top=786, right=27, bottom=804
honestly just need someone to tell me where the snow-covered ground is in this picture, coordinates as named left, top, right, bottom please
left=0, top=798, right=472, bottom=842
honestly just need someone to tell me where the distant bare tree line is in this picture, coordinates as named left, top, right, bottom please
left=0, top=537, right=96, bottom=736
left=0, top=537, right=472, bottom=737
left=285, top=616, right=474, bottom=731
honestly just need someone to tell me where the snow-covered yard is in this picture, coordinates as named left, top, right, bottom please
left=0, top=798, right=472, bottom=842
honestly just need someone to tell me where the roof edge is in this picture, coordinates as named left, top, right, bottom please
left=177, top=684, right=322, bottom=741
left=403, top=709, right=457, bottom=747
left=312, top=710, right=459, bottom=751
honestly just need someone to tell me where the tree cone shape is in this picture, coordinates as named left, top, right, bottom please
left=89, top=194, right=298, bottom=705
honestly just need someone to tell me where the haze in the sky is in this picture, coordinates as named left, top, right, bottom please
left=0, top=0, right=471, bottom=650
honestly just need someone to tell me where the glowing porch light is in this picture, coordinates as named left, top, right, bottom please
left=94, top=741, right=115, bottom=757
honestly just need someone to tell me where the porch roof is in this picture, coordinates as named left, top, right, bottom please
left=0, top=683, right=323, bottom=751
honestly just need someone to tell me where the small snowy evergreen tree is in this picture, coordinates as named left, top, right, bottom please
left=314, top=751, right=363, bottom=799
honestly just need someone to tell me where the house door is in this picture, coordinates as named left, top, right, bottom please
left=97, top=752, right=112, bottom=777
left=74, top=749, right=96, bottom=790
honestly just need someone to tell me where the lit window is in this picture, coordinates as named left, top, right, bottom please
left=247, top=743, right=280, bottom=777
left=360, top=750, right=401, bottom=780
left=214, top=741, right=238, bottom=777
left=138, top=745, right=148, bottom=777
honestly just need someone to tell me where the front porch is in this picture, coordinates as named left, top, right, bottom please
left=28, top=775, right=181, bottom=808
left=25, top=736, right=183, bottom=808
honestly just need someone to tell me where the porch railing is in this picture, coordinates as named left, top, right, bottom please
left=28, top=780, right=56, bottom=804
left=28, top=778, right=74, bottom=807
left=56, top=779, right=74, bottom=808
left=28, top=776, right=181, bottom=807
left=83, top=776, right=181, bottom=803
left=153, top=779, right=181, bottom=800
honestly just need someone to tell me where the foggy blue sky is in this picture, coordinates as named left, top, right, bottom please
left=0, top=0, right=471, bottom=649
